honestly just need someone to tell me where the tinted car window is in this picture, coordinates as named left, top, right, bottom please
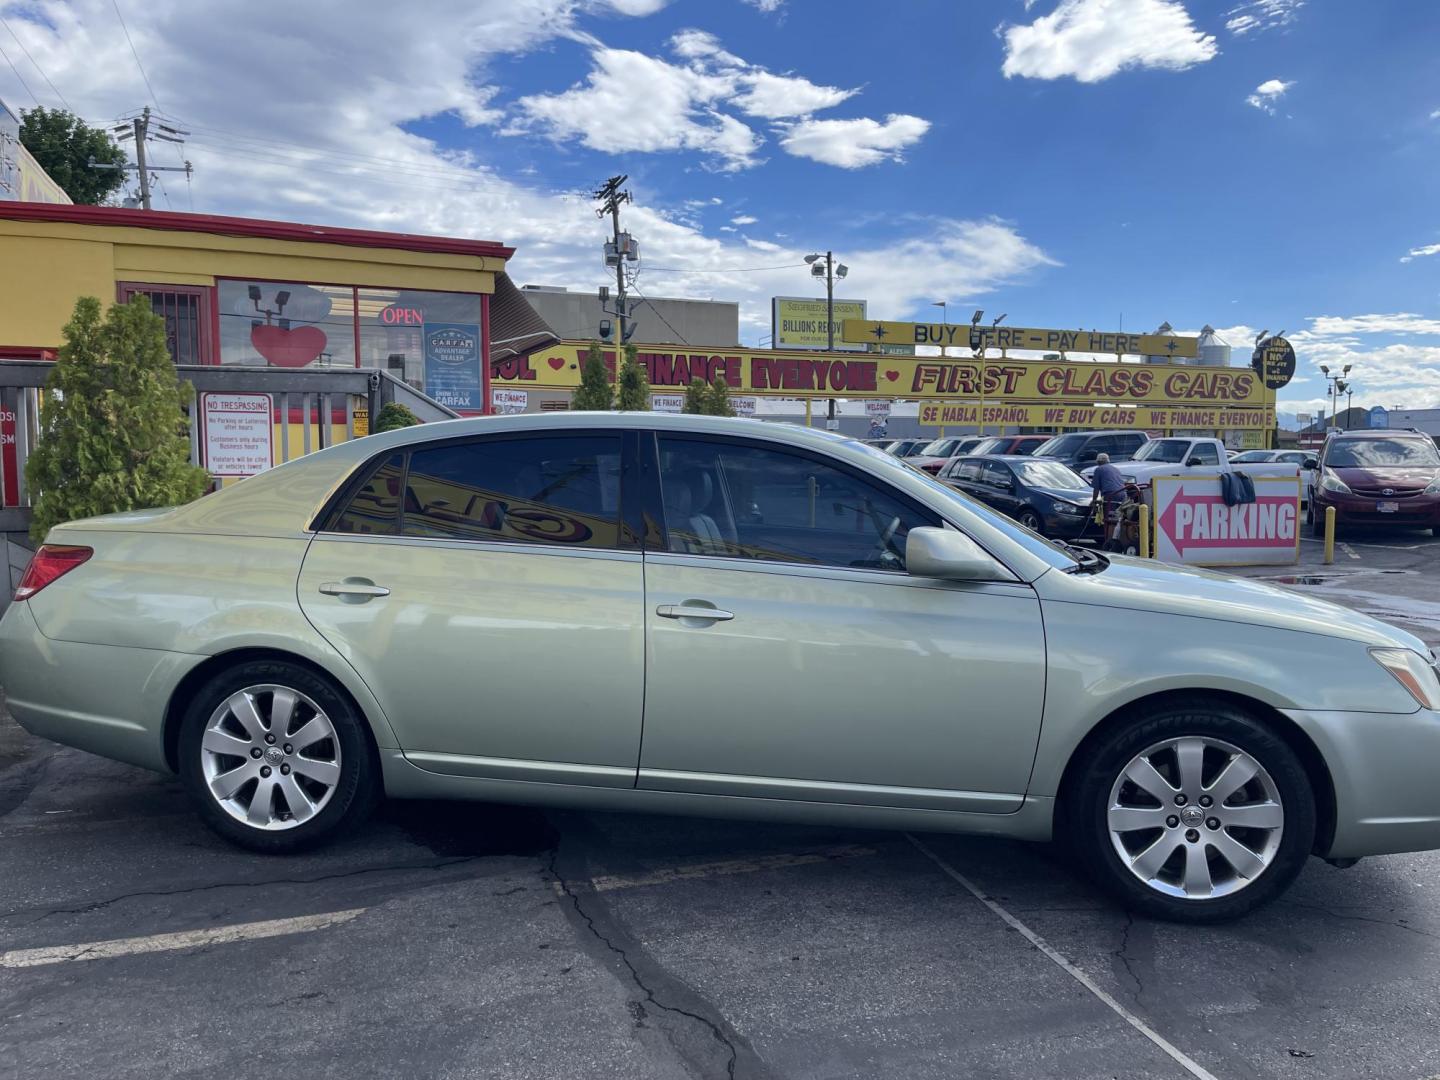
left=1114, top=433, right=1146, bottom=454
left=1190, top=443, right=1221, bottom=465
left=1033, top=433, right=1087, bottom=458
left=332, top=453, right=405, bottom=535
left=1327, top=437, right=1440, bottom=468
left=402, top=435, right=624, bottom=548
left=657, top=438, right=936, bottom=571
left=979, top=461, right=1012, bottom=488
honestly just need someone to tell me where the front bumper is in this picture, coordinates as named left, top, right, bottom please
left=1284, top=706, right=1440, bottom=859
left=1043, top=510, right=1092, bottom=538
left=0, top=601, right=197, bottom=773
left=1315, top=491, right=1440, bottom=528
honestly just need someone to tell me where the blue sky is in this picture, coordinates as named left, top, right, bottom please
left=2, top=0, right=1438, bottom=418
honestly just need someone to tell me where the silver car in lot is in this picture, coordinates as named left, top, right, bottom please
left=4, top=413, right=1439, bottom=922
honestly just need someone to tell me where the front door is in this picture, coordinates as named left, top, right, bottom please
left=298, top=430, right=646, bottom=787
left=638, top=434, right=1047, bottom=813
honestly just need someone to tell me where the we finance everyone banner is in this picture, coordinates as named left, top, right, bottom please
left=494, top=344, right=1268, bottom=408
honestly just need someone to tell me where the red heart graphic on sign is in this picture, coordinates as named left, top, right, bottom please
left=251, top=325, right=327, bottom=368
left=884, top=370, right=900, bottom=382
left=548, top=356, right=566, bottom=370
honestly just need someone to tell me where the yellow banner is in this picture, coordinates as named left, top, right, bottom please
left=497, top=343, right=1264, bottom=406
left=842, top=320, right=1199, bottom=359
left=918, top=402, right=1275, bottom=430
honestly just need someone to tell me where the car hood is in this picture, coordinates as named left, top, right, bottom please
left=1034, top=486, right=1091, bottom=505
left=1035, top=555, right=1428, bottom=652
left=1332, top=466, right=1439, bottom=486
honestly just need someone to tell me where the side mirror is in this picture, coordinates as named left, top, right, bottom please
left=1186, top=457, right=1202, bottom=466
left=905, top=527, right=1013, bottom=582
left=1304, top=458, right=1318, bottom=470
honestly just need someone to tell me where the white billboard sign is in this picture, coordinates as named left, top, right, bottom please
left=491, top=388, right=528, bottom=415
left=771, top=296, right=868, bottom=353
left=651, top=394, right=685, bottom=413
left=202, top=392, right=273, bottom=478
left=1152, top=474, right=1300, bottom=567
left=732, top=396, right=757, bottom=417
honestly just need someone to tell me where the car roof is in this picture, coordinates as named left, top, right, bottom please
left=1330, top=428, right=1428, bottom=439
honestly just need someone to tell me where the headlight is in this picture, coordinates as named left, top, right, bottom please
left=1371, top=648, right=1440, bottom=710
left=1320, top=469, right=1352, bottom=494
left=1053, top=501, right=1084, bottom=515
left=1122, top=475, right=1137, bottom=483
left=1425, top=476, right=1440, bottom=494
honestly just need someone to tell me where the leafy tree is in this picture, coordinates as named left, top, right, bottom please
left=615, top=342, right=651, bottom=411
left=19, top=107, right=128, bottom=206
left=706, top=375, right=735, bottom=417
left=681, top=377, right=708, bottom=414
left=373, top=402, right=421, bottom=432
left=571, top=342, right=613, bottom=410
left=26, top=297, right=208, bottom=542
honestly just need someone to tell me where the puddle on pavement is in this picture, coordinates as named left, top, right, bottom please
left=383, top=799, right=558, bottom=857
left=1267, top=569, right=1415, bottom=586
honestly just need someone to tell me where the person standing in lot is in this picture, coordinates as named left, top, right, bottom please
left=1091, top=452, right=1127, bottom=547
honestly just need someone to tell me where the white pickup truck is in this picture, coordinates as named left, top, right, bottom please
left=1083, top=437, right=1314, bottom=505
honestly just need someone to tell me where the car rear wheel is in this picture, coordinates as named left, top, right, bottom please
left=179, top=660, right=379, bottom=853
left=1017, top=509, right=1044, bottom=535
left=1065, top=700, right=1315, bottom=922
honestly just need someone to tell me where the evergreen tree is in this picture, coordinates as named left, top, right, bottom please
left=373, top=402, right=421, bottom=432
left=19, top=108, right=128, bottom=205
left=681, top=377, right=708, bottom=414
left=614, top=343, right=651, bottom=411
left=706, top=375, right=735, bottom=417
left=571, top=342, right=613, bottom=410
left=26, top=296, right=209, bottom=542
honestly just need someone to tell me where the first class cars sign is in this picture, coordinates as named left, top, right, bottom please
left=202, top=392, right=273, bottom=477
left=1151, top=475, right=1300, bottom=567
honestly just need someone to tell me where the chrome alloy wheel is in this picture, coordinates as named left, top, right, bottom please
left=199, top=684, right=342, bottom=831
left=1107, top=736, right=1284, bottom=901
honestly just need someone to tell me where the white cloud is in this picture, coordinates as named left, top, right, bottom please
left=1305, top=313, right=1440, bottom=337
left=1000, top=0, right=1217, bottom=84
left=600, top=0, right=671, bottom=14
left=1246, top=77, right=1292, bottom=114
left=743, top=0, right=785, bottom=11
left=0, top=1, right=1038, bottom=341
left=731, top=214, right=758, bottom=225
left=1401, top=243, right=1440, bottom=264
left=1432, top=108, right=1440, bottom=120
left=1273, top=314, right=1440, bottom=412
left=1224, top=0, right=1305, bottom=36
left=779, top=114, right=930, bottom=168
left=513, top=29, right=900, bottom=168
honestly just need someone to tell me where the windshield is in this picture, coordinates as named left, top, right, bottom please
left=969, top=438, right=1006, bottom=455
left=918, top=438, right=957, bottom=457
left=1015, top=460, right=1089, bottom=490
left=1231, top=450, right=1274, bottom=463
left=1033, top=433, right=1088, bottom=458
left=1328, top=438, right=1440, bottom=468
left=1132, top=439, right=1191, bottom=463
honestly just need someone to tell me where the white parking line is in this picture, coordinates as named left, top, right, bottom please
left=906, top=835, right=1220, bottom=1080
left=0, top=908, right=365, bottom=969
left=563, top=844, right=876, bottom=894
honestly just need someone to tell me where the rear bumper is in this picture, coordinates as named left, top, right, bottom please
left=0, top=601, right=196, bottom=773
left=1284, top=706, right=1440, bottom=858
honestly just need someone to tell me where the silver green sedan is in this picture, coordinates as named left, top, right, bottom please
left=4, top=414, right=1439, bottom=922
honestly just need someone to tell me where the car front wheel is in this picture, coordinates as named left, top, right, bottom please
left=1066, top=700, right=1315, bottom=922
left=1017, top=509, right=1044, bottom=535
left=179, top=660, right=379, bottom=853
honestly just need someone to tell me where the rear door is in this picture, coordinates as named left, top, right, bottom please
left=298, top=430, right=646, bottom=787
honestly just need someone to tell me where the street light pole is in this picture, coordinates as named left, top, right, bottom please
left=826, top=250, right=835, bottom=430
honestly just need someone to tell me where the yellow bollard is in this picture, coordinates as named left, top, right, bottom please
left=1138, top=503, right=1150, bottom=558
left=1323, top=506, right=1336, bottom=565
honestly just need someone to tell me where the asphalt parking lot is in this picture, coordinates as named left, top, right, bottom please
left=3, top=530, right=1440, bottom=1080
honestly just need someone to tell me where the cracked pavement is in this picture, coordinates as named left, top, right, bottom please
left=3, top=534, right=1440, bottom=1078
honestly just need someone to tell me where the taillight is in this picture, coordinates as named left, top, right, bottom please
left=14, top=545, right=93, bottom=601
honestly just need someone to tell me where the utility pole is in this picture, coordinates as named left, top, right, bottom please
left=803, top=251, right=848, bottom=429
left=89, top=107, right=192, bottom=210
left=595, top=175, right=637, bottom=345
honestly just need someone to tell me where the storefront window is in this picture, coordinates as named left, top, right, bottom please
left=217, top=280, right=356, bottom=368
left=357, top=288, right=483, bottom=410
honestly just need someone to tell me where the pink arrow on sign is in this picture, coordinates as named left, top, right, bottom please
left=1157, top=492, right=1297, bottom=554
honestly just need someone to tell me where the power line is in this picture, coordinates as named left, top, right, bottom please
left=641, top=262, right=808, bottom=274
left=0, top=37, right=38, bottom=107
left=627, top=282, right=691, bottom=347
left=0, top=17, right=69, bottom=109
left=110, top=0, right=160, bottom=109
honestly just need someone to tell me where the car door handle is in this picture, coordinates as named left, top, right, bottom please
left=656, top=603, right=734, bottom=623
left=319, top=580, right=390, bottom=599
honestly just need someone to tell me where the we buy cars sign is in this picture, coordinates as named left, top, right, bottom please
left=1151, top=475, right=1301, bottom=567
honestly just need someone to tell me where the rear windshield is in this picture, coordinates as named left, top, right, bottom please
left=1328, top=438, right=1440, bottom=468
left=1132, top=439, right=1191, bottom=463
left=918, top=438, right=957, bottom=457
left=1033, top=433, right=1087, bottom=457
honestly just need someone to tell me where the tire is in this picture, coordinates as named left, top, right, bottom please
left=178, top=659, right=379, bottom=853
left=1064, top=699, right=1315, bottom=922
left=1307, top=498, right=1325, bottom=538
left=1017, top=509, right=1044, bottom=535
